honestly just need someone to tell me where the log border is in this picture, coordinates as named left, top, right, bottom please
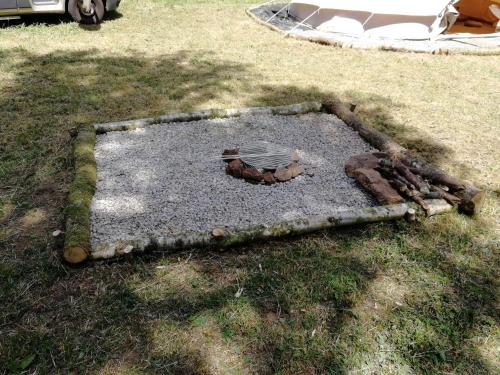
left=90, top=200, right=452, bottom=260
left=94, top=102, right=322, bottom=133
left=66, top=101, right=469, bottom=263
left=63, top=124, right=96, bottom=264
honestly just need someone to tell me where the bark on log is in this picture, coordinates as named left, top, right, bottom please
left=455, top=187, right=485, bottom=216
left=351, top=168, right=405, bottom=205
left=64, top=124, right=96, bottom=264
left=322, top=101, right=406, bottom=156
left=429, top=186, right=461, bottom=206
left=345, top=152, right=389, bottom=176
left=392, top=160, right=428, bottom=192
left=388, top=178, right=409, bottom=194
left=407, top=164, right=465, bottom=192
left=90, top=199, right=452, bottom=260
left=376, top=165, right=415, bottom=190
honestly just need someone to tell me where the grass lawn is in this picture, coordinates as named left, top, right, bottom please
left=0, top=0, right=499, bottom=373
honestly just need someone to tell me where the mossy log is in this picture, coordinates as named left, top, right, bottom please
left=90, top=201, right=451, bottom=260
left=64, top=124, right=96, bottom=264
left=322, top=100, right=484, bottom=215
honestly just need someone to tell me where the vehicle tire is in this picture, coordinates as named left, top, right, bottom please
left=68, top=0, right=105, bottom=24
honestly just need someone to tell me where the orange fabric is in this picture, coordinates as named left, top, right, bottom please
left=448, top=0, right=500, bottom=33
left=455, top=0, right=499, bottom=24
left=448, top=21, right=496, bottom=34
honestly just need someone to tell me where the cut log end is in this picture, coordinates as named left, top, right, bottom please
left=405, top=208, right=417, bottom=222
left=212, top=228, right=226, bottom=238
left=63, top=246, right=89, bottom=264
left=457, top=188, right=485, bottom=216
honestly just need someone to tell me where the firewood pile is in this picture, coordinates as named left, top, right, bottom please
left=223, top=148, right=304, bottom=184
left=320, top=100, right=484, bottom=217
left=346, top=152, right=484, bottom=216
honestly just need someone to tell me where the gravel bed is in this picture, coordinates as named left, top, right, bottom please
left=90, top=112, right=376, bottom=246
left=249, top=4, right=500, bottom=54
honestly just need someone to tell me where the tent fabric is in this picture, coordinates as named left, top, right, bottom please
left=456, top=0, right=499, bottom=23
left=290, top=0, right=455, bottom=16
left=288, top=0, right=459, bottom=39
left=449, top=0, right=500, bottom=33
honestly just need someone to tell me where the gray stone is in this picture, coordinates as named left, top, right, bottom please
left=90, top=112, right=376, bottom=246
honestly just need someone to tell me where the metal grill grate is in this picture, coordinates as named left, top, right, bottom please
left=222, top=141, right=294, bottom=170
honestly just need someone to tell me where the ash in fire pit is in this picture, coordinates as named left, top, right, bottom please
left=223, top=141, right=304, bottom=184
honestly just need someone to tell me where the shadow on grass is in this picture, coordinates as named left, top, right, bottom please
left=0, top=48, right=497, bottom=374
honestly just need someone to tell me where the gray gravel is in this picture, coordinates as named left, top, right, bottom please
left=90, top=112, right=376, bottom=246
left=250, top=4, right=500, bottom=54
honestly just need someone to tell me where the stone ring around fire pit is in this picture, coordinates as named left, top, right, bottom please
left=222, top=141, right=305, bottom=184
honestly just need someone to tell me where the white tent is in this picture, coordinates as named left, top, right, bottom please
left=287, top=0, right=460, bottom=39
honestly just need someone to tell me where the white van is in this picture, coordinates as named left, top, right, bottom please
left=0, top=0, right=121, bottom=24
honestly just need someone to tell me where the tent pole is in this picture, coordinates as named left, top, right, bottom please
left=264, top=2, right=290, bottom=23
left=286, top=8, right=320, bottom=35
left=361, top=12, right=375, bottom=35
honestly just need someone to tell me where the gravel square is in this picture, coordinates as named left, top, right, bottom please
left=90, top=112, right=377, bottom=247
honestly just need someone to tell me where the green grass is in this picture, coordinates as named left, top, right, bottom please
left=0, top=0, right=499, bottom=373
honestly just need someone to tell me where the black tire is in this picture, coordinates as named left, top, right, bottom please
left=68, top=0, right=105, bottom=24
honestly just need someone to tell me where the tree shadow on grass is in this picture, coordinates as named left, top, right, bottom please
left=0, top=48, right=497, bottom=374
left=0, top=48, right=248, bottom=198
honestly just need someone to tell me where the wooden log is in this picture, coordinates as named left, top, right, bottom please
left=322, top=101, right=406, bottom=156
left=351, top=168, right=405, bottom=205
left=388, top=178, right=409, bottom=194
left=95, top=102, right=322, bottom=133
left=455, top=187, right=485, bottom=216
left=407, top=162, right=483, bottom=215
left=405, top=208, right=417, bottom=221
left=63, top=124, right=96, bottom=264
left=407, top=163, right=465, bottom=192
left=345, top=152, right=389, bottom=177
left=409, top=191, right=431, bottom=214
left=392, top=160, right=429, bottom=192
left=424, top=199, right=455, bottom=216
left=423, top=192, right=442, bottom=200
left=429, top=185, right=461, bottom=206
left=376, top=165, right=414, bottom=189
left=91, top=199, right=453, bottom=260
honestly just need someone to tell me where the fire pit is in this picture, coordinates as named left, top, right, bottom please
left=89, top=107, right=379, bottom=260
left=223, top=141, right=304, bottom=184
left=62, top=102, right=470, bottom=263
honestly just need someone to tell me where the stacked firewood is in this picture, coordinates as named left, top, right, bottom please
left=346, top=152, right=484, bottom=216
left=321, top=101, right=484, bottom=217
